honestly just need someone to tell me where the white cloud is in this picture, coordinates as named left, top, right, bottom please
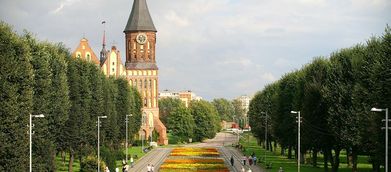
left=51, top=0, right=80, bottom=14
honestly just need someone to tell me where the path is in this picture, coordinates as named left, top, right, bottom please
left=128, top=148, right=171, bottom=172
left=129, top=132, right=265, bottom=172
left=186, top=132, right=265, bottom=172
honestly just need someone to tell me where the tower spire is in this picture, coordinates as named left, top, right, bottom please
left=100, top=21, right=107, bottom=64
left=124, top=0, right=156, bottom=32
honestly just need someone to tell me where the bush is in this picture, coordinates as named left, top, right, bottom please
left=100, top=147, right=118, bottom=171
left=80, top=155, right=105, bottom=172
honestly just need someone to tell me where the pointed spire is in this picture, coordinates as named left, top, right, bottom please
left=100, top=21, right=107, bottom=64
left=124, top=0, right=157, bottom=32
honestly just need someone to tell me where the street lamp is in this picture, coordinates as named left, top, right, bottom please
left=97, top=116, right=107, bottom=172
left=29, top=114, right=45, bottom=172
left=371, top=107, right=389, bottom=172
left=261, top=112, right=268, bottom=164
left=291, top=111, right=301, bottom=172
left=125, top=114, right=132, bottom=163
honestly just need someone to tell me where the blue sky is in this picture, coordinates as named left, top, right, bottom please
left=1, top=0, right=390, bottom=100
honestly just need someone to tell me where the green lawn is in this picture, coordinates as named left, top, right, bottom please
left=55, top=146, right=147, bottom=172
left=238, top=132, right=381, bottom=172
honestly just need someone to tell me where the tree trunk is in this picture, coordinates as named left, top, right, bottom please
left=62, top=151, right=66, bottom=165
left=274, top=142, right=277, bottom=153
left=346, top=148, right=350, bottom=167
left=312, top=149, right=318, bottom=167
left=372, top=160, right=380, bottom=172
left=288, top=146, right=292, bottom=159
left=328, top=149, right=334, bottom=171
left=323, top=149, right=329, bottom=172
left=68, top=150, right=74, bottom=172
left=351, top=147, right=357, bottom=172
left=281, top=146, right=285, bottom=156
left=301, top=152, right=305, bottom=164
left=332, top=148, right=341, bottom=172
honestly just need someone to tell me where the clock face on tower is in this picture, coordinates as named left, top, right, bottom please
left=136, top=33, right=147, bottom=44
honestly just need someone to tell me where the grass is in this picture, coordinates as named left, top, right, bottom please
left=55, top=146, right=147, bottom=171
left=238, top=132, right=381, bottom=172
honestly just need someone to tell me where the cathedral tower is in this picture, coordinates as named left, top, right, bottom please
left=124, top=0, right=168, bottom=145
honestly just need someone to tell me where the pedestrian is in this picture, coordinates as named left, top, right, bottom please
left=130, top=156, right=134, bottom=168
left=241, top=166, right=245, bottom=172
left=124, top=163, right=129, bottom=172
left=151, top=164, right=155, bottom=172
left=147, top=164, right=151, bottom=172
left=247, top=168, right=252, bottom=172
left=105, top=166, right=110, bottom=172
left=115, top=168, right=119, bottom=172
left=230, top=155, right=234, bottom=166
left=242, top=156, right=247, bottom=165
left=278, top=167, right=284, bottom=172
left=249, top=155, right=253, bottom=165
left=122, top=160, right=126, bottom=172
left=253, top=156, right=257, bottom=165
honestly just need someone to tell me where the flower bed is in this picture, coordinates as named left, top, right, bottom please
left=170, top=148, right=220, bottom=157
left=160, top=148, right=229, bottom=172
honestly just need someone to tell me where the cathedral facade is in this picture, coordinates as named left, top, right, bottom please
left=72, top=0, right=168, bottom=145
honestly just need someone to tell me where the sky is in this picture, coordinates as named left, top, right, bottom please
left=1, top=0, right=390, bottom=100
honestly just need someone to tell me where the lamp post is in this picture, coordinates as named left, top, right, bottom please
left=291, top=111, right=301, bottom=172
left=125, top=114, right=132, bottom=163
left=371, top=107, right=389, bottom=172
left=29, top=114, right=44, bottom=172
left=261, top=112, right=268, bottom=164
left=97, top=116, right=107, bottom=172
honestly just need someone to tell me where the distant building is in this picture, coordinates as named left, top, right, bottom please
left=236, top=95, right=251, bottom=128
left=72, top=38, right=100, bottom=65
left=158, top=90, right=202, bottom=108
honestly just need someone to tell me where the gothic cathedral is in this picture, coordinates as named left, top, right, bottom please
left=71, top=0, right=168, bottom=145
left=124, top=0, right=168, bottom=145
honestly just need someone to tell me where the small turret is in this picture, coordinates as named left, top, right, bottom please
left=100, top=21, right=107, bottom=65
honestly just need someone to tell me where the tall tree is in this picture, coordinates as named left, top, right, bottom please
left=0, top=22, right=33, bottom=171
left=159, top=97, right=184, bottom=126
left=26, top=35, right=56, bottom=171
left=167, top=106, right=195, bottom=143
left=190, top=100, right=220, bottom=141
left=212, top=98, right=235, bottom=122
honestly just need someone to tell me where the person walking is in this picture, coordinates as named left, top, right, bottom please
left=242, top=156, right=247, bottom=165
left=147, top=164, right=151, bottom=172
left=151, top=164, right=155, bottom=172
left=241, top=166, right=245, bottom=172
left=130, top=156, right=134, bottom=168
left=253, top=156, right=257, bottom=165
left=230, top=155, right=234, bottom=166
left=115, top=168, right=119, bottom=172
left=105, top=166, right=110, bottom=172
left=249, top=155, right=253, bottom=165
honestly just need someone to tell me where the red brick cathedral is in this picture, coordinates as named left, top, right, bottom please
left=72, top=0, right=168, bottom=145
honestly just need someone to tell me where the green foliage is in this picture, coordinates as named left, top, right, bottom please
left=189, top=100, right=220, bottom=142
left=159, top=97, right=185, bottom=126
left=167, top=106, right=195, bottom=142
left=212, top=98, right=235, bottom=121
left=0, top=22, right=33, bottom=171
left=0, top=22, right=144, bottom=171
left=80, top=155, right=105, bottom=172
left=248, top=26, right=391, bottom=171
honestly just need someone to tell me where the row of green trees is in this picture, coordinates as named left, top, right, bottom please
left=159, top=98, right=221, bottom=143
left=248, top=26, right=390, bottom=172
left=0, top=22, right=142, bottom=171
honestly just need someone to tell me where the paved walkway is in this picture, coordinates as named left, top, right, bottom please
left=128, top=132, right=265, bottom=172
left=128, top=148, right=171, bottom=172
